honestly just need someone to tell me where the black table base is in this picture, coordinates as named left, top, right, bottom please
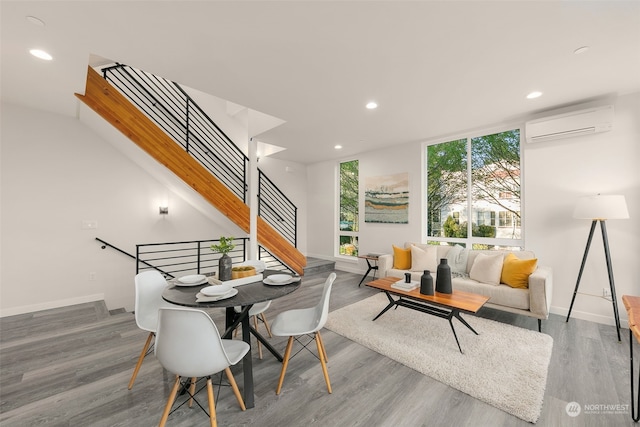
left=372, top=291, right=479, bottom=354
left=162, top=271, right=300, bottom=409
left=358, top=257, right=379, bottom=287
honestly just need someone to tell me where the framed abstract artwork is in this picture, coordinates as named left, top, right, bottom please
left=364, top=172, right=409, bottom=223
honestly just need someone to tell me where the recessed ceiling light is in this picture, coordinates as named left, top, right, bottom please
left=573, top=46, right=590, bottom=55
left=334, top=145, right=343, bottom=150
left=366, top=101, right=378, bottom=110
left=29, top=49, right=53, bottom=60
left=26, top=15, right=46, bottom=27
left=526, top=91, right=542, bottom=99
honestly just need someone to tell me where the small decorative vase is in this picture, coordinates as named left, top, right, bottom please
left=218, top=253, right=232, bottom=281
left=404, top=272, right=412, bottom=283
left=435, top=258, right=452, bottom=294
left=420, top=270, right=434, bottom=295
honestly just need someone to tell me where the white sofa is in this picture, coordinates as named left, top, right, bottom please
left=377, top=243, right=553, bottom=331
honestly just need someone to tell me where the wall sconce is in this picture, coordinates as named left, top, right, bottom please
left=159, top=206, right=169, bottom=215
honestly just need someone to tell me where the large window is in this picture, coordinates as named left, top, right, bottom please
left=338, top=160, right=359, bottom=257
left=426, top=129, right=522, bottom=249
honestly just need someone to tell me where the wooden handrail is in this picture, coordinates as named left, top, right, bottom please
left=76, top=67, right=306, bottom=274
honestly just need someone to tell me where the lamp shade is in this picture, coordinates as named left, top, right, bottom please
left=573, top=194, right=629, bottom=220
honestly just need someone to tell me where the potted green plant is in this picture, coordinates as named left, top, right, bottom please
left=210, top=236, right=235, bottom=281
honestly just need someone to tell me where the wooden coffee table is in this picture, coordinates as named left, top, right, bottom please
left=366, top=276, right=490, bottom=353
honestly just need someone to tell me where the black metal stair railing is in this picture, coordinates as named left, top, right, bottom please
left=101, top=63, right=247, bottom=201
left=99, top=63, right=298, bottom=247
left=136, top=238, right=249, bottom=277
left=97, top=237, right=291, bottom=277
left=259, top=170, right=297, bottom=247
left=135, top=238, right=292, bottom=277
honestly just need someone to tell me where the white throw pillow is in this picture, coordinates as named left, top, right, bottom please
left=410, top=245, right=438, bottom=272
left=469, top=253, right=504, bottom=285
left=446, top=244, right=469, bottom=274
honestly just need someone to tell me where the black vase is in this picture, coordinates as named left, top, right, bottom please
left=218, top=253, right=232, bottom=281
left=435, top=258, right=452, bottom=294
left=420, top=270, right=434, bottom=295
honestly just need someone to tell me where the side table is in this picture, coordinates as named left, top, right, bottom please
left=357, top=254, right=380, bottom=287
left=622, top=295, right=640, bottom=422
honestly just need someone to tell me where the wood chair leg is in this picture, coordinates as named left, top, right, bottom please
left=260, top=313, right=273, bottom=338
left=315, top=332, right=332, bottom=394
left=316, top=330, right=328, bottom=363
left=206, top=377, right=217, bottom=427
left=276, top=336, right=294, bottom=395
left=159, top=375, right=181, bottom=427
left=188, top=377, right=196, bottom=408
left=128, top=332, right=153, bottom=390
left=224, top=367, right=246, bottom=411
left=253, top=315, right=263, bottom=359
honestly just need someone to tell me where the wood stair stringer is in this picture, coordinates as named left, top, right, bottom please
left=75, top=66, right=306, bottom=275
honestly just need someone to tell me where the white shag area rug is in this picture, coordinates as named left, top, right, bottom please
left=324, top=293, right=553, bottom=423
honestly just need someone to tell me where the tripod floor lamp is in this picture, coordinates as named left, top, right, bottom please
left=566, top=194, right=629, bottom=341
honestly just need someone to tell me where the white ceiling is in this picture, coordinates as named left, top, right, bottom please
left=2, top=1, right=639, bottom=164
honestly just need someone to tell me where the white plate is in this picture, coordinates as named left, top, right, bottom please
left=200, top=284, right=232, bottom=296
left=196, top=288, right=238, bottom=302
left=264, top=276, right=300, bottom=286
left=174, top=277, right=208, bottom=287
left=267, top=274, right=292, bottom=283
left=178, top=274, right=207, bottom=284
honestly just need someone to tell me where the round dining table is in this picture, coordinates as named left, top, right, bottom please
left=162, top=270, right=300, bottom=409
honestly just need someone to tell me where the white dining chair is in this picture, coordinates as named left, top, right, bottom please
left=128, top=270, right=175, bottom=390
left=234, top=301, right=272, bottom=359
left=155, top=307, right=250, bottom=427
left=270, top=272, right=336, bottom=395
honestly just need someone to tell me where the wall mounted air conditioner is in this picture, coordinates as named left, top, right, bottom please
left=524, top=105, right=614, bottom=143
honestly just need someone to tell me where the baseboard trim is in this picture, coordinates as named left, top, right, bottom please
left=550, top=305, right=629, bottom=329
left=0, top=293, right=105, bottom=318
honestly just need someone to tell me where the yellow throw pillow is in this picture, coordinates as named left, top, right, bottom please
left=392, top=245, right=411, bottom=270
left=501, top=253, right=538, bottom=289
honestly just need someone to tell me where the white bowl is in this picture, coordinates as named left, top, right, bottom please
left=267, top=274, right=291, bottom=283
left=200, top=284, right=232, bottom=296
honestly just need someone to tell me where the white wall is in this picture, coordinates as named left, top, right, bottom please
left=525, top=93, right=640, bottom=326
left=256, top=156, right=308, bottom=253
left=307, top=92, right=640, bottom=326
left=307, top=142, right=425, bottom=274
left=0, top=99, right=310, bottom=317
left=0, top=103, right=240, bottom=315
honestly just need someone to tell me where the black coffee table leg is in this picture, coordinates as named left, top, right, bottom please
left=453, top=310, right=479, bottom=335
left=372, top=291, right=397, bottom=320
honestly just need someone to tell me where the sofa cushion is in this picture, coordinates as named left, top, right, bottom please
left=445, top=244, right=469, bottom=275
left=501, top=253, right=538, bottom=289
left=469, top=253, right=503, bottom=285
left=392, top=245, right=411, bottom=270
left=453, top=277, right=530, bottom=310
left=410, top=245, right=438, bottom=272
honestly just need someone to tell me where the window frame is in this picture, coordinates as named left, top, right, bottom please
left=336, top=159, right=360, bottom=259
left=424, top=125, right=524, bottom=250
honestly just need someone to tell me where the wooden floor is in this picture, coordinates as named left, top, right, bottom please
left=1, top=270, right=638, bottom=426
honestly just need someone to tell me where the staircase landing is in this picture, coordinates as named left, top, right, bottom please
left=303, top=257, right=335, bottom=276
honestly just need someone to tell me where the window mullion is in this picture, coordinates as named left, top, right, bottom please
left=466, top=136, right=473, bottom=241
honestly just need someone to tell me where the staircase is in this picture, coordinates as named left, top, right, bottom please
left=76, top=66, right=306, bottom=275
